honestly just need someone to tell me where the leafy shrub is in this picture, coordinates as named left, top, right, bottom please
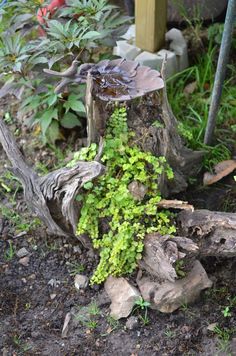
left=69, top=107, right=176, bottom=284
left=0, top=0, right=130, bottom=142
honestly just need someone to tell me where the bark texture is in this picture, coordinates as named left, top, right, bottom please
left=0, top=117, right=104, bottom=244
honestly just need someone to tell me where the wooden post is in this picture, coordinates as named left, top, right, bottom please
left=135, top=0, right=167, bottom=53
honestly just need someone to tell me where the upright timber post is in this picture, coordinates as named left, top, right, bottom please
left=135, top=0, right=167, bottom=53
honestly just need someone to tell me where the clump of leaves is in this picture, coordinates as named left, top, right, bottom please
left=20, top=85, right=86, bottom=143
left=69, top=107, right=175, bottom=284
left=0, top=0, right=130, bottom=143
left=133, top=296, right=151, bottom=325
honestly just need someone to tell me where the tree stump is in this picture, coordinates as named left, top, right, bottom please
left=83, top=59, right=203, bottom=196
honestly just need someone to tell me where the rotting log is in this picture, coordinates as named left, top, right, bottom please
left=138, top=210, right=236, bottom=287
left=178, top=209, right=236, bottom=257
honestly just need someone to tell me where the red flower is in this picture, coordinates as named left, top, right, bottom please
left=37, top=0, right=65, bottom=35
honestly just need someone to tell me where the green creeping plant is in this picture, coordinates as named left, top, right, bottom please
left=69, top=107, right=176, bottom=284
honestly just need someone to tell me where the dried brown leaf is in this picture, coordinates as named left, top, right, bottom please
left=184, top=81, right=197, bottom=96
left=157, top=199, right=194, bottom=211
left=203, top=160, right=236, bottom=185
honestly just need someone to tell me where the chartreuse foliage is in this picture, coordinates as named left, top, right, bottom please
left=69, top=107, right=176, bottom=284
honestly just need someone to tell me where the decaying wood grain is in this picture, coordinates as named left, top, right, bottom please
left=178, top=210, right=236, bottom=257
left=0, top=117, right=104, bottom=244
left=137, top=260, right=213, bottom=313
left=138, top=233, right=199, bottom=282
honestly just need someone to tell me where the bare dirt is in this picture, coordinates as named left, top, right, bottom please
left=0, top=101, right=236, bottom=356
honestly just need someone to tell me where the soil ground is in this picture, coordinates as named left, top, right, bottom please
left=0, top=96, right=236, bottom=356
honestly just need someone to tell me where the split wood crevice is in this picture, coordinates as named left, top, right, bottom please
left=0, top=59, right=235, bottom=313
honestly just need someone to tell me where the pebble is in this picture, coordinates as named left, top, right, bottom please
left=74, top=274, right=89, bottom=291
left=19, top=256, right=30, bottom=266
left=16, top=247, right=29, bottom=258
left=73, top=246, right=82, bottom=254
left=125, top=316, right=139, bottom=330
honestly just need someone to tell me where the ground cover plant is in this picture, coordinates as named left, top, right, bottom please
left=69, top=107, right=175, bottom=284
left=0, top=2, right=236, bottom=355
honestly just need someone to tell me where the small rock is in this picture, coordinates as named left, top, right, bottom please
left=74, top=274, right=89, bottom=291
left=16, top=247, right=29, bottom=258
left=48, top=279, right=60, bottom=288
left=73, top=246, right=82, bottom=254
left=207, top=322, right=218, bottom=331
left=121, top=24, right=136, bottom=41
left=125, top=316, right=139, bottom=330
left=31, top=331, right=40, bottom=339
left=104, top=276, right=140, bottom=320
left=28, top=273, right=36, bottom=280
left=128, top=181, right=148, bottom=201
left=50, top=293, right=57, bottom=300
left=19, top=256, right=30, bottom=266
left=116, top=40, right=141, bottom=60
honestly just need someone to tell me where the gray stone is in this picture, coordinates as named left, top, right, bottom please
left=16, top=247, right=29, bottom=258
left=105, top=276, right=140, bottom=320
left=74, top=274, right=89, bottom=291
left=116, top=40, right=141, bottom=60
left=19, top=256, right=30, bottom=266
left=128, top=181, right=148, bottom=201
left=125, top=316, right=139, bottom=330
left=165, top=28, right=186, bottom=46
left=166, top=28, right=189, bottom=71
left=121, top=24, right=136, bottom=42
left=135, top=51, right=160, bottom=70
left=73, top=246, right=82, bottom=254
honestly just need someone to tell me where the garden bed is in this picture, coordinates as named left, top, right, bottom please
left=0, top=97, right=236, bottom=355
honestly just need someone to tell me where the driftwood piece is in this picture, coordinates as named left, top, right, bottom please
left=137, top=260, right=213, bottom=313
left=0, top=117, right=104, bottom=243
left=138, top=233, right=199, bottom=282
left=178, top=210, right=236, bottom=257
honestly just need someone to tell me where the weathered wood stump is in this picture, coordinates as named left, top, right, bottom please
left=83, top=59, right=203, bottom=196
left=0, top=117, right=104, bottom=244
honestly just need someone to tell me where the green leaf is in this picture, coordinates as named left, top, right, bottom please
left=40, top=108, right=58, bottom=136
left=64, top=94, right=85, bottom=113
left=83, top=181, right=93, bottom=190
left=82, top=30, right=101, bottom=40
left=60, top=112, right=81, bottom=128
left=46, top=120, right=60, bottom=144
left=47, top=94, right=58, bottom=107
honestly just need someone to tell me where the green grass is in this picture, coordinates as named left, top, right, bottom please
left=167, top=41, right=235, bottom=171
